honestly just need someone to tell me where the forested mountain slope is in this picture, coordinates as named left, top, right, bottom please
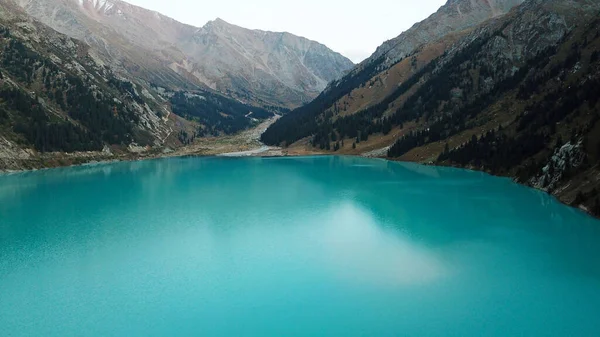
left=261, top=0, right=524, bottom=147
left=0, top=0, right=275, bottom=170
left=262, top=0, right=600, bottom=216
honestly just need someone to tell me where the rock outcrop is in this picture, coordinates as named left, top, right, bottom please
left=368, top=0, right=524, bottom=67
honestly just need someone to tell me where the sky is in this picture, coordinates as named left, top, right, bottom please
left=124, top=0, right=447, bottom=63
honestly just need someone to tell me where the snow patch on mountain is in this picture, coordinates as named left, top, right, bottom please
left=78, top=0, right=115, bottom=14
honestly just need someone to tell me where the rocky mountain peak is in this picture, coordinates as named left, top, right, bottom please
left=77, top=0, right=116, bottom=13
left=14, top=0, right=354, bottom=108
left=204, top=17, right=229, bottom=27
left=199, top=17, right=245, bottom=37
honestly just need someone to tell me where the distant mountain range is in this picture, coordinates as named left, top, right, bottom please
left=0, top=0, right=352, bottom=169
left=262, top=0, right=600, bottom=216
left=16, top=0, right=354, bottom=108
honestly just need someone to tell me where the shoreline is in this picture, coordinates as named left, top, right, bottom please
left=0, top=144, right=291, bottom=175
left=1, top=148, right=597, bottom=220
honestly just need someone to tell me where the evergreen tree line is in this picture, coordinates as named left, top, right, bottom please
left=0, top=30, right=152, bottom=149
left=108, top=78, right=145, bottom=105
left=169, top=91, right=272, bottom=136
left=308, top=55, right=442, bottom=148
left=264, top=29, right=504, bottom=148
left=516, top=46, right=577, bottom=100
left=271, top=22, right=580, bottom=154
left=518, top=77, right=600, bottom=133
left=437, top=128, right=547, bottom=174
left=387, top=42, right=562, bottom=158
left=260, top=55, right=390, bottom=146
left=436, top=28, right=600, bottom=187
left=0, top=87, right=101, bottom=152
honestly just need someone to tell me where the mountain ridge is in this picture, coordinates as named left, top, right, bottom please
left=262, top=0, right=525, bottom=148
left=262, top=0, right=600, bottom=217
left=366, top=0, right=524, bottom=67
left=0, top=0, right=290, bottom=170
left=16, top=0, right=354, bottom=108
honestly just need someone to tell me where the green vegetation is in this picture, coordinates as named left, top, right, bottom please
left=260, top=5, right=600, bottom=215
left=0, top=21, right=283, bottom=155
left=260, top=55, right=389, bottom=146
left=170, top=91, right=272, bottom=136
left=0, top=87, right=102, bottom=152
left=0, top=28, right=139, bottom=151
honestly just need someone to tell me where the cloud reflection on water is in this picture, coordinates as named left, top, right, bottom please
left=307, top=201, right=445, bottom=288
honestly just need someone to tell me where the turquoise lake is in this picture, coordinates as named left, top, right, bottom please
left=1, top=156, right=600, bottom=336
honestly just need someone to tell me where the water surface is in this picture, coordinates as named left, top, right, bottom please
left=1, top=156, right=600, bottom=336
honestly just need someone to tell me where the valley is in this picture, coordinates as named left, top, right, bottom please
left=0, top=0, right=340, bottom=170
left=2, top=0, right=600, bottom=335
left=1, top=0, right=600, bottom=217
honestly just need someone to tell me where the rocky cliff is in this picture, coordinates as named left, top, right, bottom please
left=368, top=0, right=524, bottom=67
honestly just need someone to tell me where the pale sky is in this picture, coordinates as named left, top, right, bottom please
left=124, top=0, right=447, bottom=63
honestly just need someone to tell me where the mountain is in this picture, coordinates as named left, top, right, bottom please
left=367, top=0, right=524, bottom=67
left=15, top=0, right=354, bottom=108
left=336, top=0, right=525, bottom=98
left=262, top=0, right=525, bottom=147
left=0, top=0, right=353, bottom=171
left=0, top=0, right=165, bottom=168
left=0, top=0, right=280, bottom=170
left=185, top=18, right=354, bottom=106
left=262, top=0, right=600, bottom=216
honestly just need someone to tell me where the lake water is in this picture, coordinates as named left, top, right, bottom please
left=1, top=156, right=600, bottom=336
